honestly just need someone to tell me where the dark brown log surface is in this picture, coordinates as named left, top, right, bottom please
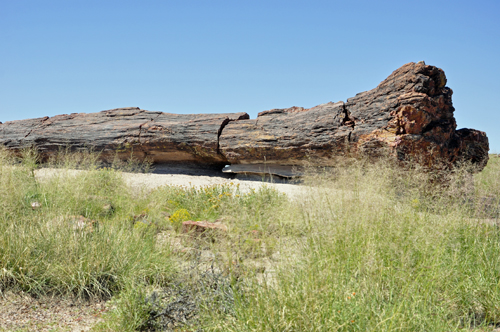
left=0, top=62, right=490, bottom=172
left=219, top=62, right=489, bottom=170
left=0, top=107, right=249, bottom=165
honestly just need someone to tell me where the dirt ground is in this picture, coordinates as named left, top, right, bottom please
left=0, top=292, right=107, bottom=332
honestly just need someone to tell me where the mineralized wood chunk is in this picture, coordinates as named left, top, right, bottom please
left=0, top=107, right=249, bottom=165
left=219, top=62, right=489, bottom=170
left=219, top=101, right=352, bottom=165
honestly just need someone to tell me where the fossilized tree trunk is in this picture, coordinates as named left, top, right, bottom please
left=0, top=108, right=249, bottom=166
left=0, top=62, right=489, bottom=173
left=219, top=62, right=489, bottom=170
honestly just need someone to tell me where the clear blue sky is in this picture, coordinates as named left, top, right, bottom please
left=1, top=0, right=499, bottom=152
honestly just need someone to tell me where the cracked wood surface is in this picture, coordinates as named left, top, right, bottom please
left=0, top=62, right=490, bottom=171
left=219, top=62, right=489, bottom=170
left=0, top=108, right=249, bottom=165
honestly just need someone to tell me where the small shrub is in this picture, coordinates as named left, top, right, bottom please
left=169, top=208, right=191, bottom=231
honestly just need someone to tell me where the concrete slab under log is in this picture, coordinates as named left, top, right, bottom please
left=222, top=164, right=304, bottom=178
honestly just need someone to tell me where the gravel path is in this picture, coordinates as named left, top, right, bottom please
left=34, top=166, right=307, bottom=199
left=122, top=172, right=306, bottom=198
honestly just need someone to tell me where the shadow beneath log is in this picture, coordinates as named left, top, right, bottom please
left=150, top=163, right=235, bottom=178
left=149, top=163, right=303, bottom=184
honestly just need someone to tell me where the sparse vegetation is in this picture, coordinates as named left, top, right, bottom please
left=1, top=147, right=499, bottom=331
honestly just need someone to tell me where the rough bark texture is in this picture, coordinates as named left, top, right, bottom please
left=219, top=62, right=489, bottom=170
left=0, top=62, right=490, bottom=172
left=0, top=107, right=249, bottom=166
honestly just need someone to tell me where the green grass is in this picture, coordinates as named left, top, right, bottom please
left=1, top=148, right=500, bottom=331
left=0, top=148, right=175, bottom=300
left=203, top=157, right=500, bottom=332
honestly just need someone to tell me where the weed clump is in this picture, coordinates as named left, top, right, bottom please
left=168, top=208, right=191, bottom=231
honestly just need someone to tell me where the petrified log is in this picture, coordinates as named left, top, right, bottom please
left=0, top=62, right=489, bottom=173
left=0, top=108, right=248, bottom=166
left=219, top=62, right=489, bottom=170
